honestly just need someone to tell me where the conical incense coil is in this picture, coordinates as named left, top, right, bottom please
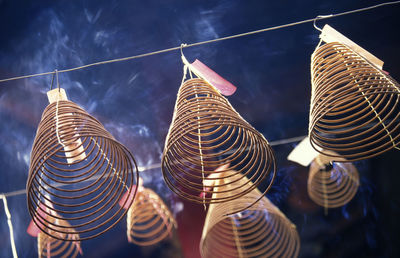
left=27, top=94, right=139, bottom=241
left=37, top=216, right=82, bottom=258
left=200, top=177, right=300, bottom=258
left=127, top=187, right=176, bottom=246
left=308, top=151, right=359, bottom=209
left=309, top=42, right=400, bottom=161
left=162, top=78, right=276, bottom=209
left=38, top=233, right=81, bottom=258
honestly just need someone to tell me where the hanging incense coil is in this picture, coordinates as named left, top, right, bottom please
left=38, top=233, right=81, bottom=258
left=27, top=98, right=139, bottom=241
left=308, top=151, right=359, bottom=209
left=309, top=42, right=400, bottom=161
left=162, top=78, right=276, bottom=211
left=127, top=187, right=176, bottom=246
left=200, top=176, right=300, bottom=258
left=37, top=216, right=82, bottom=258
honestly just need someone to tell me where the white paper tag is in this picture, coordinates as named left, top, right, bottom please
left=287, top=136, right=322, bottom=167
left=47, top=88, right=68, bottom=103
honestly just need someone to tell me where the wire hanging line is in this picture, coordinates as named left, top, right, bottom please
left=0, top=134, right=307, bottom=199
left=2, top=113, right=395, bottom=199
left=0, top=1, right=399, bottom=84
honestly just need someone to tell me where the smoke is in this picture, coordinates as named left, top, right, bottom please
left=171, top=201, right=184, bottom=217
left=104, top=122, right=162, bottom=167
left=12, top=10, right=84, bottom=94
left=84, top=8, right=103, bottom=24
left=0, top=6, right=176, bottom=256
left=194, top=18, right=219, bottom=40
left=341, top=205, right=350, bottom=220
left=267, top=165, right=296, bottom=206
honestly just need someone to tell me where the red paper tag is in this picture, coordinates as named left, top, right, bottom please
left=27, top=220, right=41, bottom=237
left=191, top=59, right=237, bottom=96
left=27, top=203, right=48, bottom=237
left=118, top=186, right=137, bottom=209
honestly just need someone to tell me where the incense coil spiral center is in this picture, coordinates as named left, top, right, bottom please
left=308, top=152, right=359, bottom=208
left=309, top=42, right=400, bottom=161
left=27, top=100, right=138, bottom=241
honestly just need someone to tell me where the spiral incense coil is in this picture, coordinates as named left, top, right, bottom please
left=27, top=99, right=139, bottom=241
left=37, top=216, right=82, bottom=258
left=309, top=42, right=400, bottom=161
left=127, top=188, right=176, bottom=246
left=308, top=151, right=359, bottom=209
left=162, top=78, right=276, bottom=211
left=200, top=180, right=300, bottom=258
left=38, top=233, right=81, bottom=258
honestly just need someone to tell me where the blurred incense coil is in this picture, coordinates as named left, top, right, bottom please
left=308, top=151, right=359, bottom=209
left=37, top=215, right=82, bottom=258
left=309, top=42, right=400, bottom=161
left=127, top=188, right=176, bottom=246
left=200, top=176, right=300, bottom=258
left=162, top=78, right=276, bottom=211
left=27, top=99, right=139, bottom=241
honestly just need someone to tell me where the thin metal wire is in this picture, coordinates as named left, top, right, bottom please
left=55, top=69, right=60, bottom=91
left=0, top=135, right=307, bottom=198
left=49, top=70, right=56, bottom=90
left=0, top=1, right=399, bottom=84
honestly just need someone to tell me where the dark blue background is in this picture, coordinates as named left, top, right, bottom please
left=0, top=0, right=400, bottom=257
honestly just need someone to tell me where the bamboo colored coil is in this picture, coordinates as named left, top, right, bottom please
left=308, top=151, right=359, bottom=209
left=162, top=78, right=276, bottom=211
left=127, top=188, right=176, bottom=246
left=200, top=178, right=300, bottom=258
left=27, top=100, right=139, bottom=241
left=37, top=216, right=82, bottom=258
left=309, top=42, right=400, bottom=161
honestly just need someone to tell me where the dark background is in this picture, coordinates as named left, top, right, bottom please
left=0, top=0, right=400, bottom=257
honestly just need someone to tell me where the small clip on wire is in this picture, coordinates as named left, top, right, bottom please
left=55, top=69, right=60, bottom=92
left=49, top=70, right=57, bottom=90
left=313, top=14, right=333, bottom=32
left=313, top=16, right=323, bottom=32
left=180, top=43, right=190, bottom=66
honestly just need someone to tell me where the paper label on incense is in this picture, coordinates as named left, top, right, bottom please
left=190, top=59, right=237, bottom=96
left=27, top=220, right=41, bottom=237
left=287, top=136, right=322, bottom=167
left=320, top=24, right=384, bottom=70
left=46, top=88, right=86, bottom=163
left=27, top=204, right=48, bottom=237
left=47, top=88, right=68, bottom=103
left=119, top=186, right=138, bottom=209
